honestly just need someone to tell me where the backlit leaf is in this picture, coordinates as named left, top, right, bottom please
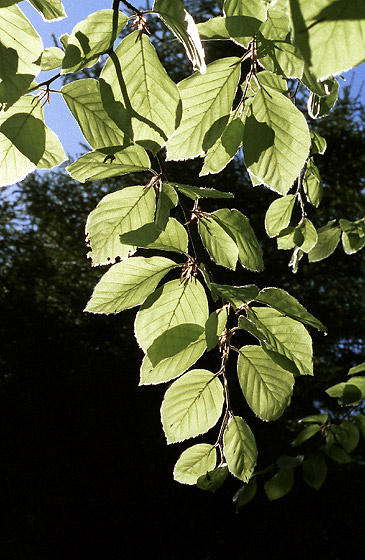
left=172, top=183, right=234, bottom=200
left=308, top=222, right=341, bottom=262
left=265, top=195, right=296, bottom=238
left=28, top=0, right=66, bottom=20
left=200, top=112, right=244, bottom=176
left=224, top=0, right=268, bottom=48
left=120, top=219, right=188, bottom=255
left=265, top=468, right=294, bottom=500
left=211, top=284, right=259, bottom=309
left=173, top=444, right=216, bottom=485
left=198, top=213, right=238, bottom=270
left=223, top=415, right=257, bottom=482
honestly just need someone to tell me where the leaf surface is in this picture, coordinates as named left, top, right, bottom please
left=223, top=415, right=257, bottom=482
left=173, top=444, right=216, bottom=485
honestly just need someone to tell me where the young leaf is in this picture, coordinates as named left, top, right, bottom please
left=289, top=0, right=365, bottom=79
left=223, top=415, right=257, bottom=482
left=198, top=214, right=239, bottom=270
left=200, top=112, right=244, bottom=176
left=224, top=0, right=268, bottom=48
left=173, top=444, right=216, bottom=485
left=238, top=345, right=295, bottom=421
left=308, top=79, right=339, bottom=119
left=302, top=453, right=327, bottom=490
left=242, top=84, right=310, bottom=194
left=248, top=307, right=313, bottom=375
left=265, top=195, right=296, bottom=238
left=212, top=208, right=264, bottom=272
left=308, top=222, right=341, bottom=262
left=62, top=79, right=130, bottom=149
left=62, top=10, right=128, bottom=73
left=66, top=145, right=151, bottom=183
left=166, top=57, right=241, bottom=161
left=39, top=47, right=64, bottom=71
left=310, top=130, right=327, bottom=155
left=265, top=468, right=294, bottom=500
left=153, top=0, right=206, bottom=74
left=161, top=369, right=224, bottom=443
left=85, top=185, right=156, bottom=266
left=172, top=183, right=234, bottom=200
left=0, top=5, right=43, bottom=106
left=255, top=287, right=327, bottom=331
left=100, top=30, right=182, bottom=154
left=85, top=256, right=177, bottom=314
left=135, top=278, right=209, bottom=354
left=28, top=0, right=66, bottom=21
left=210, top=284, right=259, bottom=309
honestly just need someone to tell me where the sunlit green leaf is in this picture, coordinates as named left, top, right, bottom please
left=310, top=130, right=327, bottom=155
left=85, top=185, right=156, bottom=266
left=197, top=16, right=231, bottom=40
left=198, top=213, right=238, bottom=270
left=37, top=125, right=67, bottom=169
left=173, top=444, right=216, bottom=485
left=39, top=46, right=64, bottom=71
left=223, top=415, right=257, bottom=482
left=308, top=222, right=341, bottom=262
left=155, top=183, right=178, bottom=230
left=238, top=345, right=295, bottom=421
left=66, top=145, right=151, bottom=183
left=303, top=158, right=323, bottom=207
left=211, top=284, right=259, bottom=309
left=326, top=377, right=365, bottom=405
left=28, top=0, right=66, bottom=20
left=224, top=0, right=268, bottom=48
left=289, top=0, right=365, bottom=79
left=120, top=218, right=188, bottom=255
left=153, top=0, right=206, bottom=73
left=62, top=10, right=127, bottom=73
left=85, top=256, right=177, bottom=314
left=172, top=183, right=234, bottom=200
left=166, top=57, right=241, bottom=160
left=200, top=112, right=244, bottom=176
left=161, top=369, right=224, bottom=443
left=100, top=30, right=182, bottom=154
left=299, top=413, right=328, bottom=424
left=348, top=362, right=365, bottom=376
left=308, top=78, right=339, bottom=119
left=205, top=306, right=229, bottom=352
left=242, top=84, right=310, bottom=194
left=265, top=195, right=296, bottom=238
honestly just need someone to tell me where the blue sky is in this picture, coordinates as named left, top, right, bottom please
left=21, top=0, right=365, bottom=160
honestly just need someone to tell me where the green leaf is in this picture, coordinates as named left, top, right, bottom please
left=310, top=130, right=327, bottom=155
left=198, top=213, right=238, bottom=270
left=308, top=222, right=341, bottom=262
left=153, top=0, right=206, bottom=73
left=197, top=466, right=229, bottom=492
left=66, top=145, right=151, bottom=183
left=292, top=424, right=321, bottom=446
left=308, top=79, right=339, bottom=119
left=161, top=369, right=224, bottom=443
left=289, top=0, right=365, bottom=79
left=120, top=219, right=188, bottom=255
left=299, top=413, right=328, bottom=424
left=173, top=444, right=216, bottom=485
left=325, top=445, right=352, bottom=464
left=0, top=95, right=46, bottom=186
left=232, top=479, right=257, bottom=511
left=166, top=57, right=241, bottom=161
left=197, top=16, right=231, bottom=40
left=140, top=331, right=207, bottom=385
left=172, top=183, right=234, bottom=200
left=238, top=316, right=267, bottom=342
left=147, top=323, right=206, bottom=368
left=62, top=10, right=127, bottom=73
left=326, top=377, right=365, bottom=405
left=264, top=468, right=294, bottom=500
left=211, top=284, right=259, bottom=309
left=277, top=455, right=304, bottom=469
left=155, top=183, right=178, bottom=230
left=303, top=158, right=323, bottom=207
left=223, top=415, right=257, bottom=482
left=62, top=78, right=129, bottom=149
left=255, top=287, right=327, bottom=331
left=0, top=5, right=43, bottom=106
left=135, top=278, right=209, bottom=354
left=39, top=47, right=64, bottom=71
left=353, top=414, right=365, bottom=438
left=238, top=345, right=295, bottom=421
left=200, top=112, right=244, bottom=176
left=84, top=256, right=177, bottom=314
left=242, top=84, right=310, bottom=194
left=36, top=125, right=67, bottom=169
left=249, top=307, right=313, bottom=375
left=341, top=229, right=365, bottom=255
left=349, top=362, right=365, bottom=376
left=205, top=306, right=229, bottom=352
left=212, top=208, right=264, bottom=272
left=332, top=421, right=359, bottom=453
left=85, top=185, right=156, bottom=266
left=294, top=219, right=318, bottom=253
left=224, top=0, right=268, bottom=48
left=265, top=195, right=296, bottom=237
left=302, top=453, right=327, bottom=490
left=257, top=0, right=304, bottom=79
left=100, top=30, right=182, bottom=154
left=28, top=0, right=66, bottom=20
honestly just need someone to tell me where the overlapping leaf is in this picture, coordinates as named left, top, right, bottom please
left=62, top=10, right=127, bottom=73
left=198, top=213, right=238, bottom=270
left=100, top=30, right=181, bottom=154
left=200, top=112, right=245, bottom=176
left=224, top=0, right=268, bottom=48
left=120, top=219, right=188, bottom=255
left=223, top=416, right=257, bottom=482
left=211, top=284, right=259, bottom=309
left=66, top=145, right=151, bottom=183
left=85, top=185, right=156, bottom=266
left=28, top=0, right=66, bottom=20
left=166, top=57, right=241, bottom=161
left=265, top=195, right=296, bottom=237
left=172, top=183, right=234, bottom=200
left=161, top=369, right=224, bottom=443
left=173, top=444, right=216, bottom=485
left=238, top=345, right=295, bottom=421
left=85, top=256, right=177, bottom=314
left=242, top=83, right=310, bottom=194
